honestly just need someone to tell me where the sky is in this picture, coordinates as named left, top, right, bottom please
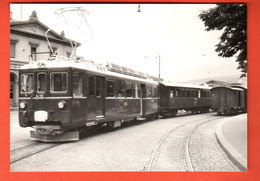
left=10, top=3, right=242, bottom=82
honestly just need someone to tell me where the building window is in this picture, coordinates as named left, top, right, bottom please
left=10, top=39, right=18, bottom=58
left=50, top=47, right=57, bottom=57
left=31, top=47, right=37, bottom=61
left=67, top=52, right=71, bottom=58
left=10, top=42, right=16, bottom=58
left=29, top=42, right=39, bottom=61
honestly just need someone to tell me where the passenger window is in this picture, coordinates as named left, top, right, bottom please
left=107, top=79, right=114, bottom=97
left=135, top=84, right=140, bottom=98
left=187, top=90, right=190, bottom=97
left=198, top=90, right=201, bottom=98
left=50, top=72, right=67, bottom=92
left=126, top=82, right=133, bottom=97
left=117, top=80, right=125, bottom=97
left=146, top=86, right=152, bottom=98
left=170, top=89, right=174, bottom=98
left=176, top=89, right=180, bottom=97
left=73, top=72, right=83, bottom=97
left=89, top=76, right=95, bottom=96
left=37, top=73, right=46, bottom=93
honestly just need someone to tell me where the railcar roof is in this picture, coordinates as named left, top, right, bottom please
left=20, top=57, right=158, bottom=85
left=160, top=81, right=211, bottom=90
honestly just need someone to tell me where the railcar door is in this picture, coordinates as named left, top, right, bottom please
left=141, top=84, right=146, bottom=116
left=71, top=70, right=87, bottom=126
left=87, top=75, right=105, bottom=123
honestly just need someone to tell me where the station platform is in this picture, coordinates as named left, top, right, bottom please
left=215, top=113, right=247, bottom=171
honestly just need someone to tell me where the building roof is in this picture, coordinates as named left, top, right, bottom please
left=10, top=18, right=81, bottom=47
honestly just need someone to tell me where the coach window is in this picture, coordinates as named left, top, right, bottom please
left=145, top=86, right=152, bottom=98
left=37, top=73, right=46, bottom=93
left=152, top=86, right=157, bottom=98
left=154, top=86, right=158, bottom=98
left=107, top=79, right=114, bottom=97
left=73, top=72, right=83, bottom=97
left=50, top=73, right=67, bottom=92
left=89, top=76, right=95, bottom=96
left=126, top=82, right=133, bottom=97
left=170, top=89, right=174, bottom=98
left=20, top=73, right=34, bottom=93
left=187, top=90, right=190, bottom=97
left=176, top=89, right=180, bottom=97
left=198, top=90, right=201, bottom=98
left=117, top=80, right=125, bottom=97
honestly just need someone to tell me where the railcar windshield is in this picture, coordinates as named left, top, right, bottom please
left=20, top=73, right=34, bottom=93
left=50, top=72, right=68, bottom=93
left=37, top=73, right=46, bottom=93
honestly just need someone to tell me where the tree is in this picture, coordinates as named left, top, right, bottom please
left=199, top=4, right=247, bottom=77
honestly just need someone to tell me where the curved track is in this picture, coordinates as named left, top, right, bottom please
left=143, top=115, right=222, bottom=171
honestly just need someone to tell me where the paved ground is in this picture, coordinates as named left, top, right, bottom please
left=215, top=113, right=247, bottom=171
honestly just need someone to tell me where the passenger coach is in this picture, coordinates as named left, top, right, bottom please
left=159, top=82, right=211, bottom=117
left=19, top=58, right=159, bottom=142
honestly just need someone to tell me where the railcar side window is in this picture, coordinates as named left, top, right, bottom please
left=107, top=79, right=114, bottom=97
left=37, top=73, right=46, bottom=93
left=20, top=73, right=34, bottom=93
left=50, top=72, right=67, bottom=92
left=73, top=72, right=83, bottom=97
left=117, top=80, right=125, bottom=97
left=198, top=90, right=201, bottom=98
left=126, top=82, right=133, bottom=97
left=89, top=76, right=95, bottom=96
left=135, top=84, right=141, bottom=98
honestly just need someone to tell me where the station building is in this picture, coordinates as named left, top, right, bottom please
left=10, top=10, right=80, bottom=108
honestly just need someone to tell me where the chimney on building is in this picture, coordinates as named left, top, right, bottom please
left=29, top=10, right=38, bottom=21
left=61, top=30, right=65, bottom=37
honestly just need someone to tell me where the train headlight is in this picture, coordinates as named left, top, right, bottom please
left=58, top=101, right=66, bottom=109
left=20, top=101, right=26, bottom=109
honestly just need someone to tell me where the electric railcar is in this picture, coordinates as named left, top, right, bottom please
left=19, top=57, right=159, bottom=142
left=210, top=85, right=247, bottom=115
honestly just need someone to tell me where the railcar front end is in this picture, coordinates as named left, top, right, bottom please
left=19, top=67, right=85, bottom=142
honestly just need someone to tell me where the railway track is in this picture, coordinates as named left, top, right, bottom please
left=10, top=142, right=61, bottom=164
left=142, top=115, right=222, bottom=171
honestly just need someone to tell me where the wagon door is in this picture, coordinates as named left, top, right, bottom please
left=87, top=75, right=105, bottom=123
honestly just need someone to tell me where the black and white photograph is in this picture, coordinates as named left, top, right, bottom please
left=10, top=3, right=247, bottom=172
